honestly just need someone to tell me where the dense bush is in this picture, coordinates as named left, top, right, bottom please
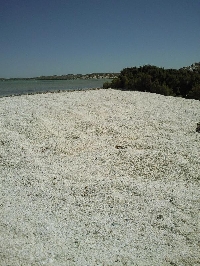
left=104, top=63, right=200, bottom=100
left=187, top=84, right=200, bottom=100
left=103, top=82, right=111, bottom=89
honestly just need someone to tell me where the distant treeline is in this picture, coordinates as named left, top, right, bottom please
left=103, top=63, right=200, bottom=100
left=0, top=73, right=119, bottom=81
left=34, top=73, right=118, bottom=80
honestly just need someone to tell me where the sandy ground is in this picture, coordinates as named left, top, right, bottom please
left=0, top=89, right=200, bottom=266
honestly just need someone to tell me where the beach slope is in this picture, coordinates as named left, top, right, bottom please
left=0, top=89, right=200, bottom=265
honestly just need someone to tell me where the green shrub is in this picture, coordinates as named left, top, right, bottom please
left=103, top=82, right=111, bottom=89
left=106, top=64, right=200, bottom=99
left=150, top=81, right=173, bottom=96
left=187, top=84, right=200, bottom=100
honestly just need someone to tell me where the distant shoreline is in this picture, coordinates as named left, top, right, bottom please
left=0, top=73, right=119, bottom=81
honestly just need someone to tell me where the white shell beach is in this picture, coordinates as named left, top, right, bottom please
left=0, top=89, right=200, bottom=265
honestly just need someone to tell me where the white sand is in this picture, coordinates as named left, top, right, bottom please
left=0, top=89, right=200, bottom=266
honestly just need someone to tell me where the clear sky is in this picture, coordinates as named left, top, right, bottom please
left=1, top=0, right=200, bottom=78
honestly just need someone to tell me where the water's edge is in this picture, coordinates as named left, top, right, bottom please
left=0, top=86, right=103, bottom=98
left=0, top=79, right=110, bottom=98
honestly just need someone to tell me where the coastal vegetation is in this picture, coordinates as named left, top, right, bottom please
left=103, top=63, right=200, bottom=100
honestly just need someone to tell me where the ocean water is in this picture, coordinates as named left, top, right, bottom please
left=0, top=79, right=110, bottom=97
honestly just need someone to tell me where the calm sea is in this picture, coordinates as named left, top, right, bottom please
left=0, top=79, right=110, bottom=97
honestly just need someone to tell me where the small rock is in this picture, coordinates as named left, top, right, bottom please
left=157, top=214, right=163, bottom=220
left=196, top=122, right=200, bottom=133
left=115, top=145, right=126, bottom=149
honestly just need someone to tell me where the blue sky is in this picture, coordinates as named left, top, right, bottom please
left=1, top=0, right=200, bottom=78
